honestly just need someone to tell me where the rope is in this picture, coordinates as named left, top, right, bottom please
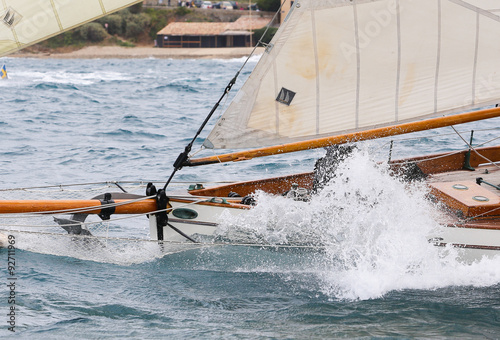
left=182, top=0, right=290, bottom=168
left=461, top=206, right=500, bottom=222
left=385, top=129, right=500, bottom=167
left=0, top=180, right=241, bottom=194
left=380, top=126, right=499, bottom=144
left=375, top=134, right=500, bottom=157
left=389, top=148, right=466, bottom=165
left=0, top=228, right=326, bottom=250
left=450, top=126, right=500, bottom=170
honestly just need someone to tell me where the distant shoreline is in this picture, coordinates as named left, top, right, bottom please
left=10, top=46, right=265, bottom=59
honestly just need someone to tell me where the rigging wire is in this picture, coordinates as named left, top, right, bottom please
left=461, top=205, right=500, bottom=223
left=450, top=126, right=500, bottom=170
left=379, top=131, right=500, bottom=166
left=0, top=180, right=238, bottom=193
left=0, top=228, right=326, bottom=250
left=374, top=126, right=499, bottom=146
left=162, top=0, right=289, bottom=192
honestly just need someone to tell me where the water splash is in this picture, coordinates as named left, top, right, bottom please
left=215, top=54, right=262, bottom=64
left=216, top=147, right=500, bottom=300
left=11, top=70, right=131, bottom=86
left=11, top=231, right=201, bottom=265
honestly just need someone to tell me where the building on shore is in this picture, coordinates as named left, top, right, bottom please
left=280, top=0, right=294, bottom=23
left=156, top=16, right=271, bottom=48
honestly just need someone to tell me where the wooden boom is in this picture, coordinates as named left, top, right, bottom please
left=0, top=199, right=157, bottom=215
left=186, top=107, right=500, bottom=166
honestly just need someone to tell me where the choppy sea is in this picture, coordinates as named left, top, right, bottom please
left=0, top=56, right=500, bottom=339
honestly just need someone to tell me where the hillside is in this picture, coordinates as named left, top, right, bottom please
left=26, top=6, right=275, bottom=54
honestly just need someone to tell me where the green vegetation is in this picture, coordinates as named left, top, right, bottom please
left=253, top=26, right=278, bottom=45
left=174, top=6, right=192, bottom=16
left=143, top=8, right=173, bottom=40
left=256, top=0, right=280, bottom=12
left=42, top=7, right=154, bottom=48
left=78, top=23, right=108, bottom=42
left=110, top=36, right=136, bottom=47
left=40, top=6, right=277, bottom=50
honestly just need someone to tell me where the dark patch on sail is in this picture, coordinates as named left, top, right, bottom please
left=2, top=7, right=21, bottom=28
left=276, top=87, right=296, bottom=106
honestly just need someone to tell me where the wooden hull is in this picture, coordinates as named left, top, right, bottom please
left=0, top=146, right=499, bottom=260
left=182, top=145, right=500, bottom=258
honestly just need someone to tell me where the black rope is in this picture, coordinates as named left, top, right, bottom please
left=162, top=0, right=289, bottom=191
left=163, top=73, right=239, bottom=191
left=167, top=222, right=198, bottom=243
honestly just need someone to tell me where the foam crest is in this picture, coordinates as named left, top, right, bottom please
left=215, top=54, right=262, bottom=63
left=12, top=70, right=131, bottom=85
left=12, top=231, right=200, bottom=265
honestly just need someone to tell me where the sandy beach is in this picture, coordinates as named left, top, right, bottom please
left=11, top=46, right=265, bottom=59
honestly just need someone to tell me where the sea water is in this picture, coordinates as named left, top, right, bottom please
left=0, top=56, right=499, bottom=338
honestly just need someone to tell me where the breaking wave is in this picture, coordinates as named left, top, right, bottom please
left=215, top=147, right=500, bottom=300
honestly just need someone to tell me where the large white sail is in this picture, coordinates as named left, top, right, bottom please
left=204, top=0, right=500, bottom=150
left=0, top=0, right=142, bottom=57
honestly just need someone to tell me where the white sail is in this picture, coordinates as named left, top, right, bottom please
left=204, top=0, right=500, bottom=150
left=0, top=0, right=142, bottom=57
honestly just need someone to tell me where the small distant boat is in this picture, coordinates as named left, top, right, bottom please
left=0, top=0, right=499, bottom=261
left=1, top=64, right=7, bottom=79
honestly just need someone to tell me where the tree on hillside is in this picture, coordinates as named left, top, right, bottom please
left=129, top=3, right=143, bottom=14
left=256, top=0, right=280, bottom=12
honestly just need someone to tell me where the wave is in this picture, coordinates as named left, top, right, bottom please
left=215, top=148, right=500, bottom=300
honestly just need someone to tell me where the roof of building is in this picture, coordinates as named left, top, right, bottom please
left=157, top=16, right=271, bottom=36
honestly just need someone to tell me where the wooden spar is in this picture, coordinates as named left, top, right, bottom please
left=0, top=199, right=157, bottom=215
left=186, top=107, right=500, bottom=166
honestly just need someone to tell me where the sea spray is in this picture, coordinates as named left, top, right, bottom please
left=215, top=147, right=500, bottom=300
left=13, top=231, right=167, bottom=265
left=215, top=147, right=440, bottom=247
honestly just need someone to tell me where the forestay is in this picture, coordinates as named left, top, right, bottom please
left=0, top=0, right=142, bottom=57
left=204, top=0, right=500, bottom=150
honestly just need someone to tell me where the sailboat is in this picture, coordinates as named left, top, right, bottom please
left=0, top=0, right=499, bottom=260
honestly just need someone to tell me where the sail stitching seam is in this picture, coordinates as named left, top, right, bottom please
left=395, top=0, right=401, bottom=122
left=434, top=0, right=442, bottom=114
left=0, top=5, right=21, bottom=49
left=311, top=3, right=320, bottom=135
left=49, top=0, right=64, bottom=31
left=472, top=10, right=479, bottom=106
left=274, top=59, right=279, bottom=137
left=353, top=1, right=360, bottom=128
left=98, top=0, right=107, bottom=14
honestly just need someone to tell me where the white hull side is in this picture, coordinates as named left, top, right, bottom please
left=151, top=199, right=500, bottom=262
left=149, top=199, right=247, bottom=242
left=432, top=225, right=500, bottom=262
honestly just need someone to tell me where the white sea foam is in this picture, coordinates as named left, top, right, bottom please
left=5, top=145, right=500, bottom=293
left=216, top=147, right=500, bottom=300
left=12, top=70, right=132, bottom=85
left=215, top=53, right=262, bottom=63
